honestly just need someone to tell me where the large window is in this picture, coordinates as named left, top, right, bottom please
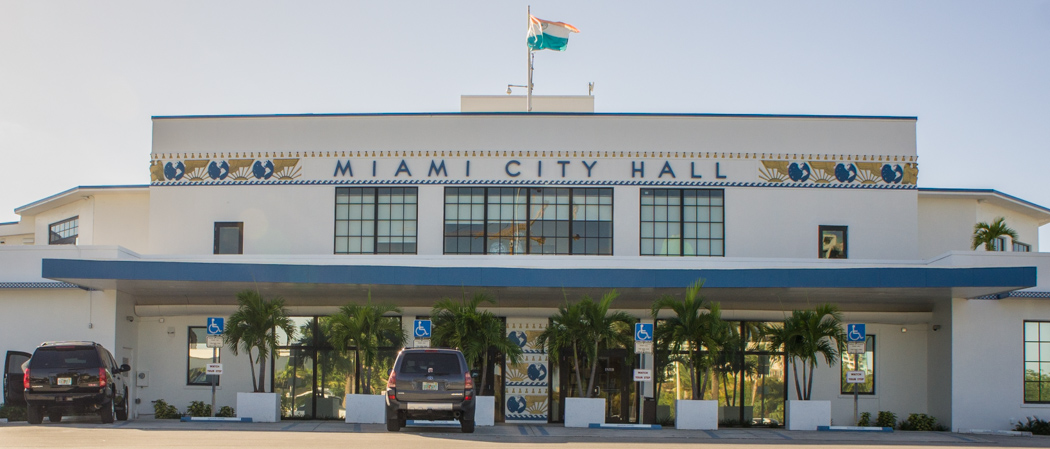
left=48, top=216, right=79, bottom=245
left=840, top=335, right=874, bottom=394
left=187, top=327, right=218, bottom=386
left=1014, top=241, right=1032, bottom=252
left=443, top=187, right=613, bottom=255
left=819, top=225, right=848, bottom=259
left=335, top=187, right=417, bottom=254
left=640, top=189, right=723, bottom=256
left=214, top=222, right=243, bottom=254
left=1024, top=321, right=1050, bottom=403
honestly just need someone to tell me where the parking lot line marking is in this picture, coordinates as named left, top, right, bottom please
left=518, top=425, right=529, bottom=436
left=281, top=422, right=299, bottom=431
left=536, top=425, right=549, bottom=436
left=702, top=430, right=720, bottom=439
left=353, top=423, right=361, bottom=432
left=772, top=431, right=793, bottom=440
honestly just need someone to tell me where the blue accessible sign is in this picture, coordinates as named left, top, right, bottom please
left=635, top=323, right=653, bottom=342
left=207, top=317, right=224, bottom=335
left=846, top=323, right=866, bottom=342
left=413, top=320, right=432, bottom=338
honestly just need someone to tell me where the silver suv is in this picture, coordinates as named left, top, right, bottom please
left=384, top=348, right=476, bottom=433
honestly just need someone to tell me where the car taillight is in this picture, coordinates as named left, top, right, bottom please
left=23, top=368, right=30, bottom=389
left=386, top=372, right=397, bottom=400
left=99, top=367, right=108, bottom=388
left=464, top=373, right=473, bottom=400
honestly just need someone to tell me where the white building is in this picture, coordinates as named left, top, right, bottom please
left=2, top=96, right=1049, bottom=430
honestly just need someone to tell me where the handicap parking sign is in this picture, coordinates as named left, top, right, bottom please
left=847, top=323, right=865, bottom=342
left=635, top=323, right=653, bottom=342
left=414, top=320, right=431, bottom=338
left=207, top=317, right=225, bottom=335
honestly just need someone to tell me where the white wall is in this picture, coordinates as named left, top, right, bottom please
left=952, top=298, right=1050, bottom=431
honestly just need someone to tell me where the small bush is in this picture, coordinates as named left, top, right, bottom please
left=0, top=403, right=27, bottom=422
left=187, top=401, right=212, bottom=417
left=152, top=399, right=181, bottom=419
left=217, top=406, right=236, bottom=418
left=899, top=413, right=937, bottom=431
left=875, top=411, right=897, bottom=428
left=1015, top=416, right=1050, bottom=435
left=857, top=411, right=871, bottom=427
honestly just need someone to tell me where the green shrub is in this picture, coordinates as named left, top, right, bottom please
left=186, top=401, right=212, bottom=417
left=1015, top=416, right=1050, bottom=435
left=152, top=399, right=181, bottom=419
left=857, top=411, right=871, bottom=427
left=217, top=406, right=236, bottom=418
left=0, top=403, right=27, bottom=421
left=875, top=411, right=897, bottom=428
left=899, top=413, right=937, bottom=431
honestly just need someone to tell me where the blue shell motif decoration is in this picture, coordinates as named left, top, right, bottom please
left=508, top=331, right=528, bottom=348
left=163, top=161, right=185, bottom=181
left=526, top=364, right=547, bottom=381
left=507, top=396, right=527, bottom=413
left=208, top=161, right=230, bottom=180
left=252, top=160, right=275, bottom=179
left=834, top=163, right=858, bottom=183
left=787, top=162, right=811, bottom=182
left=881, top=164, right=904, bottom=184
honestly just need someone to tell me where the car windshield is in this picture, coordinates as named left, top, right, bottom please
left=30, top=347, right=100, bottom=369
left=399, top=353, right=461, bottom=375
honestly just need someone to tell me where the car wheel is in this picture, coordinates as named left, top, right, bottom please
left=460, top=418, right=475, bottom=433
left=398, top=416, right=406, bottom=428
left=100, top=399, right=115, bottom=424
left=386, top=417, right=401, bottom=432
left=48, top=410, right=62, bottom=423
left=115, top=390, right=129, bottom=421
left=26, top=405, right=44, bottom=425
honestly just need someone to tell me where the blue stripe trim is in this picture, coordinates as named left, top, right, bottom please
left=151, top=179, right=917, bottom=189
left=153, top=112, right=917, bottom=121
left=40, top=259, right=1036, bottom=290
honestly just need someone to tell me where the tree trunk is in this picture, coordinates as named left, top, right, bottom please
left=258, top=350, right=268, bottom=393
left=572, top=342, right=585, bottom=398
left=247, top=347, right=258, bottom=393
left=806, top=360, right=816, bottom=401
left=586, top=342, right=600, bottom=399
left=688, top=359, right=699, bottom=400
left=791, top=358, right=803, bottom=401
left=480, top=351, right=490, bottom=395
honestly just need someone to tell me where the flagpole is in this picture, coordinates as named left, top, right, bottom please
left=527, top=6, right=533, bottom=112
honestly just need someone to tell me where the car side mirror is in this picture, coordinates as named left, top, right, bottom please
left=119, top=364, right=131, bottom=373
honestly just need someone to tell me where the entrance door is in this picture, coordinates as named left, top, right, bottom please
left=553, top=349, right=636, bottom=424
left=4, top=351, right=31, bottom=404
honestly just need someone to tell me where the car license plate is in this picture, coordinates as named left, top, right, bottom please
left=57, top=377, right=72, bottom=386
left=422, top=381, right=438, bottom=391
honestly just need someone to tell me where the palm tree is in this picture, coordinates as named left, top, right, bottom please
left=327, top=295, right=405, bottom=394
left=766, top=304, right=846, bottom=400
left=431, top=292, right=523, bottom=394
left=650, top=280, right=727, bottom=400
left=972, top=216, right=1019, bottom=251
left=224, top=289, right=296, bottom=393
left=538, top=291, right=633, bottom=398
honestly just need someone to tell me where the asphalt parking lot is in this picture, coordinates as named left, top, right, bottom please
left=2, top=418, right=1049, bottom=448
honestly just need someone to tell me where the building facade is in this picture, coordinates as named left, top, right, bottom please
left=2, top=100, right=1049, bottom=430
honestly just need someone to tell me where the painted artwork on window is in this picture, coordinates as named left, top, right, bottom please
left=819, top=226, right=847, bottom=259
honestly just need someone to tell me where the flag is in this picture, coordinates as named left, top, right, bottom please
left=527, top=15, right=579, bottom=51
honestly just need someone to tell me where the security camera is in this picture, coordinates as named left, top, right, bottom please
left=932, top=325, right=941, bottom=331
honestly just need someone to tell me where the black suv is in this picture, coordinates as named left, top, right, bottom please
left=385, top=348, right=476, bottom=433
left=22, top=341, right=131, bottom=424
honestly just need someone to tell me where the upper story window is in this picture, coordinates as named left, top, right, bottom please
left=819, top=225, right=848, bottom=259
left=48, top=216, right=79, bottom=245
left=1014, top=241, right=1032, bottom=252
left=335, top=187, right=417, bottom=254
left=992, top=237, right=1007, bottom=252
left=640, top=189, right=723, bottom=256
left=444, top=187, right=613, bottom=255
left=214, top=222, right=243, bottom=254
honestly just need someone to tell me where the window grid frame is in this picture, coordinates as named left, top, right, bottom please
left=818, top=225, right=849, bottom=259
left=334, top=187, right=418, bottom=255
left=48, top=216, right=79, bottom=245
left=639, top=188, right=725, bottom=257
left=187, top=326, right=219, bottom=386
left=213, top=222, right=244, bottom=255
left=840, top=335, right=875, bottom=395
left=1024, top=321, right=1050, bottom=403
left=1014, top=241, right=1032, bottom=252
left=443, top=187, right=613, bottom=256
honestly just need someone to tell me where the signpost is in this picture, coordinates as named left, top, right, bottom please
left=206, top=317, right=224, bottom=417
left=413, top=320, right=432, bottom=348
left=846, top=323, right=866, bottom=425
left=634, top=322, right=654, bottom=422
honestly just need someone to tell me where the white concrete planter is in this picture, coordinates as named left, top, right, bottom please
left=344, top=394, right=386, bottom=424
left=564, top=397, right=605, bottom=428
left=474, top=396, right=495, bottom=426
left=675, top=399, right=718, bottom=430
left=785, top=400, right=830, bottom=431
left=236, top=392, right=280, bottom=423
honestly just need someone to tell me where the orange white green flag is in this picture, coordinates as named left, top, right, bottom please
left=527, top=15, right=579, bottom=51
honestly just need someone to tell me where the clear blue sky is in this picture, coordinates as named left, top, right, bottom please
left=2, top=1, right=1048, bottom=249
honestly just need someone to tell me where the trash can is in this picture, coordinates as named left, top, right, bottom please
left=642, top=397, right=657, bottom=424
